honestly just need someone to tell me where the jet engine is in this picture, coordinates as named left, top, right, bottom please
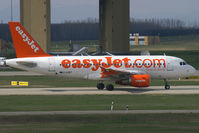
left=116, top=74, right=150, bottom=87
left=0, top=57, right=6, bottom=67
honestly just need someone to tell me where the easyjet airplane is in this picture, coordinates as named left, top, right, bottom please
left=3, top=22, right=196, bottom=90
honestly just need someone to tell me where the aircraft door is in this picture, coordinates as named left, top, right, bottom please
left=167, top=59, right=174, bottom=71
left=48, top=58, right=55, bottom=72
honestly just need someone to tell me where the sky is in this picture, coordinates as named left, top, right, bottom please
left=0, top=0, right=199, bottom=24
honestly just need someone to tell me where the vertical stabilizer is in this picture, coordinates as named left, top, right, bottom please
left=8, top=22, right=51, bottom=58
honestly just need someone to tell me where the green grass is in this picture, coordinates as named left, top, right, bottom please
left=51, top=40, right=98, bottom=52
left=50, top=35, right=199, bottom=52
left=131, top=35, right=199, bottom=51
left=0, top=114, right=199, bottom=133
left=1, top=95, right=199, bottom=112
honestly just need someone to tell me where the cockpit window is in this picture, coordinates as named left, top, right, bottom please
left=180, top=61, right=187, bottom=66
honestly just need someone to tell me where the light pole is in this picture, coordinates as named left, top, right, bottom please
left=11, top=0, right=13, bottom=22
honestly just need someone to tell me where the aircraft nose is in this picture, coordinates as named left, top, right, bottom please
left=187, top=65, right=196, bottom=75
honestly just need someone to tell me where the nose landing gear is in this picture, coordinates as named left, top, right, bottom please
left=164, top=79, right=170, bottom=90
left=106, top=84, right=114, bottom=91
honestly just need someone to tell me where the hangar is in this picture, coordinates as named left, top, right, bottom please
left=20, top=0, right=130, bottom=53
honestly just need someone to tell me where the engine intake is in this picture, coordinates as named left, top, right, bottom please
left=0, top=58, right=6, bottom=67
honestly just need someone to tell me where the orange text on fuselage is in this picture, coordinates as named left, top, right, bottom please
left=61, top=57, right=166, bottom=71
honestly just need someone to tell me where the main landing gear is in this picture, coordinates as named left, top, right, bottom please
left=164, top=79, right=170, bottom=90
left=97, top=83, right=105, bottom=90
left=97, top=83, right=114, bottom=91
left=106, top=84, right=114, bottom=91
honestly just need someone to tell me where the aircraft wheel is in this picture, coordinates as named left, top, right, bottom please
left=97, top=83, right=105, bottom=90
left=165, top=85, right=170, bottom=90
left=106, top=84, right=114, bottom=91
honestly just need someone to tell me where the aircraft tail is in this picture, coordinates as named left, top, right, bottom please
left=8, top=22, right=51, bottom=58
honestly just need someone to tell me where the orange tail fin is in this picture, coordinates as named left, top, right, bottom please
left=8, top=22, right=51, bottom=58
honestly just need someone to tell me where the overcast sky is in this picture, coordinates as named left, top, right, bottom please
left=0, top=0, right=199, bottom=24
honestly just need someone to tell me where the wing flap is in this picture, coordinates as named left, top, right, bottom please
left=100, top=66, right=146, bottom=78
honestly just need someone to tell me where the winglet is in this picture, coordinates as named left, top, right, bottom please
left=8, top=22, right=51, bottom=58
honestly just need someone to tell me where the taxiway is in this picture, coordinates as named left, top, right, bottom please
left=0, top=110, right=199, bottom=116
left=0, top=86, right=199, bottom=95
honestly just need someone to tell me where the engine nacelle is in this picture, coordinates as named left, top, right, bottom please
left=116, top=74, right=150, bottom=87
left=0, top=57, right=6, bottom=67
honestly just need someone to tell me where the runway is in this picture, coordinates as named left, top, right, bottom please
left=0, top=86, right=199, bottom=95
left=0, top=110, right=199, bottom=116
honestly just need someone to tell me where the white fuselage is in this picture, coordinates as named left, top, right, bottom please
left=6, top=55, right=196, bottom=81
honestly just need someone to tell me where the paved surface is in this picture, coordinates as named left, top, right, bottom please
left=0, top=86, right=199, bottom=95
left=0, top=71, right=43, bottom=76
left=0, top=110, right=199, bottom=116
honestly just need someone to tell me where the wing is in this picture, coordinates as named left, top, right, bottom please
left=100, top=66, right=146, bottom=79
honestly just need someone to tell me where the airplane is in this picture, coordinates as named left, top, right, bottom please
left=1, top=22, right=196, bottom=91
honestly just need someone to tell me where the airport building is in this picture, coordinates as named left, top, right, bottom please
left=129, top=33, right=160, bottom=46
left=129, top=33, right=149, bottom=46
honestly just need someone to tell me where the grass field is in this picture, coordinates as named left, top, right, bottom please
left=0, top=76, right=199, bottom=88
left=131, top=35, right=199, bottom=51
left=1, top=94, right=199, bottom=132
left=1, top=95, right=199, bottom=111
left=0, top=114, right=199, bottom=133
left=50, top=35, right=199, bottom=52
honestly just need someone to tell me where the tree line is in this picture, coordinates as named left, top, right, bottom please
left=0, top=18, right=199, bottom=42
